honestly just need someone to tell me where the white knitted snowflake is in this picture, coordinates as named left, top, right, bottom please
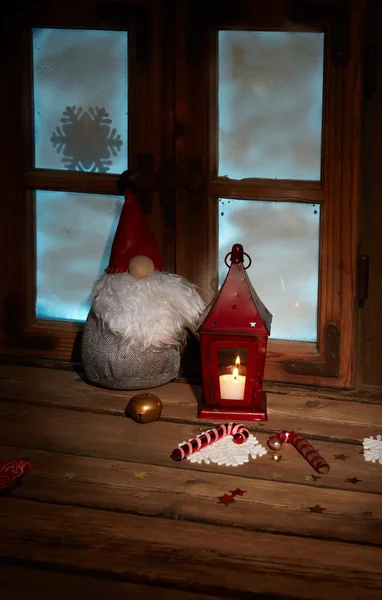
left=363, top=435, right=382, bottom=465
left=179, top=431, right=267, bottom=467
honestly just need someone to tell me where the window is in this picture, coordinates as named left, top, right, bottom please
left=1, top=0, right=170, bottom=362
left=1, top=0, right=364, bottom=389
left=175, top=0, right=364, bottom=388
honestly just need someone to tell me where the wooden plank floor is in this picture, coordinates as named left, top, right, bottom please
left=1, top=365, right=382, bottom=599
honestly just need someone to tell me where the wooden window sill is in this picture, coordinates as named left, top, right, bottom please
left=1, top=363, right=382, bottom=598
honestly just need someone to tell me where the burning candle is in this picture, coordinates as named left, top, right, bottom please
left=219, top=355, right=246, bottom=400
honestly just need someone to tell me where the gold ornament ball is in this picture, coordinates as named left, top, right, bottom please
left=126, top=393, right=163, bottom=424
left=129, top=255, right=155, bottom=279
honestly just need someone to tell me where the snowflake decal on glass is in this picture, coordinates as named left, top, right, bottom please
left=51, top=106, right=123, bottom=173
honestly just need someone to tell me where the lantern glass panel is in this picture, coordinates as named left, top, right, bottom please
left=218, top=347, right=248, bottom=400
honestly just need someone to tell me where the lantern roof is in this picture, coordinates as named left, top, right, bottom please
left=199, top=244, right=272, bottom=336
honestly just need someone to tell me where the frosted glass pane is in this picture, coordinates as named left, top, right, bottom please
left=36, top=190, right=123, bottom=322
left=218, top=31, right=324, bottom=180
left=33, top=29, right=128, bottom=173
left=218, top=199, right=320, bottom=342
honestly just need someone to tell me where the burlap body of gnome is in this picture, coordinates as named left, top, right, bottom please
left=81, top=171, right=206, bottom=390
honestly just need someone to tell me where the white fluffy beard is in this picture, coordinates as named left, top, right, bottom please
left=91, top=271, right=206, bottom=350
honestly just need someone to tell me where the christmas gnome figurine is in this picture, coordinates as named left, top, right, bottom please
left=81, top=170, right=206, bottom=390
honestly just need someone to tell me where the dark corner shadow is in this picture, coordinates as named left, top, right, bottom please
left=70, top=326, right=88, bottom=383
left=177, top=333, right=203, bottom=405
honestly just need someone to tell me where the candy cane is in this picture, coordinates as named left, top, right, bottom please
left=267, top=431, right=330, bottom=474
left=171, top=423, right=249, bottom=462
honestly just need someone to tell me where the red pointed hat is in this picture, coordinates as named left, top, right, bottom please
left=106, top=185, right=164, bottom=274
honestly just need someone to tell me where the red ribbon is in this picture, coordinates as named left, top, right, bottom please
left=0, top=459, right=31, bottom=493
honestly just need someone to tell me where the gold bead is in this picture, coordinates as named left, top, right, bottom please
left=272, top=454, right=283, bottom=462
left=126, top=393, right=163, bottom=424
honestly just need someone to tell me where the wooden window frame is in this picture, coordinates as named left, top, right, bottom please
left=175, top=0, right=365, bottom=389
left=0, top=0, right=172, bottom=365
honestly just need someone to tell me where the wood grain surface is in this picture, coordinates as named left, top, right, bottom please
left=0, top=364, right=382, bottom=599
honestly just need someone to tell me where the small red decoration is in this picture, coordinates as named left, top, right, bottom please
left=217, top=493, right=236, bottom=506
left=229, top=488, right=247, bottom=496
left=217, top=488, right=248, bottom=505
left=267, top=433, right=283, bottom=451
left=267, top=431, right=330, bottom=475
left=304, top=504, right=326, bottom=514
left=170, top=423, right=249, bottom=462
left=333, top=454, right=350, bottom=461
left=0, top=459, right=31, bottom=493
left=198, top=243, right=272, bottom=421
left=345, top=477, right=361, bottom=484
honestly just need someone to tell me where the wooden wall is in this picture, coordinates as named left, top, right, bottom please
left=358, top=0, right=382, bottom=386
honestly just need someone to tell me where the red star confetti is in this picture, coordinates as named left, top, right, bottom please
left=308, top=505, right=326, bottom=514
left=304, top=475, right=320, bottom=482
left=217, top=493, right=235, bottom=506
left=229, top=488, right=247, bottom=496
left=134, top=472, right=149, bottom=479
left=345, top=477, right=361, bottom=485
left=301, top=502, right=326, bottom=513
left=62, top=472, right=77, bottom=480
left=333, top=454, right=350, bottom=461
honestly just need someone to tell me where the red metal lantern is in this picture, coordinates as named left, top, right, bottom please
left=198, top=243, right=272, bottom=421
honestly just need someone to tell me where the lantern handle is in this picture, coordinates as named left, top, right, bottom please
left=224, top=251, right=252, bottom=270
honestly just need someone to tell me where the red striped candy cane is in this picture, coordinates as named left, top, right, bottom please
left=171, top=422, right=249, bottom=462
left=267, top=431, right=330, bottom=475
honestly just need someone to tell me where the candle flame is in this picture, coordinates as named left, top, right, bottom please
left=233, top=367, right=239, bottom=380
left=235, top=355, right=240, bottom=365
